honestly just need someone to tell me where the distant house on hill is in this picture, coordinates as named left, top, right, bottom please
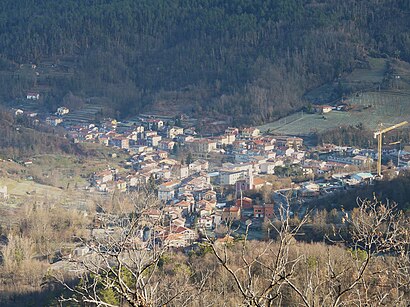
left=26, top=92, right=40, bottom=100
left=14, top=109, right=24, bottom=116
left=314, top=105, right=333, bottom=114
left=56, top=106, right=70, bottom=116
left=46, top=116, right=63, bottom=126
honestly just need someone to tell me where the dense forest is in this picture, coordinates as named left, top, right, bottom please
left=0, top=0, right=410, bottom=123
left=317, top=124, right=410, bottom=148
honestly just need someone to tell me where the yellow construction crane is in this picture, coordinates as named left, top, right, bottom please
left=374, top=121, right=408, bottom=177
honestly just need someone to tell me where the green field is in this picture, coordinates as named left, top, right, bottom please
left=259, top=90, right=410, bottom=135
left=0, top=177, right=65, bottom=198
left=268, top=57, right=410, bottom=136
left=344, top=57, right=387, bottom=84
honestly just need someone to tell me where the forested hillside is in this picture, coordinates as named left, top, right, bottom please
left=0, top=0, right=409, bottom=124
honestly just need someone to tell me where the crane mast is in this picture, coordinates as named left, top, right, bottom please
left=374, top=121, right=408, bottom=177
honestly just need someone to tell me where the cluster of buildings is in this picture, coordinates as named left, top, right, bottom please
left=7, top=103, right=410, bottom=248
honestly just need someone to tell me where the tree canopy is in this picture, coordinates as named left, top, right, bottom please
left=0, top=0, right=409, bottom=123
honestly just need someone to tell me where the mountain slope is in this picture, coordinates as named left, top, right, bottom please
left=0, top=0, right=409, bottom=124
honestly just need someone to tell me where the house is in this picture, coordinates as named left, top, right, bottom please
left=167, top=126, right=184, bottom=139
left=94, top=170, right=113, bottom=184
left=163, top=226, right=197, bottom=247
left=110, top=137, right=129, bottom=150
left=220, top=169, right=247, bottom=185
left=56, top=106, right=70, bottom=116
left=179, top=175, right=212, bottom=197
left=171, top=164, right=189, bottom=179
left=159, top=139, right=175, bottom=151
left=186, top=138, right=217, bottom=153
left=23, top=159, right=33, bottom=166
left=260, top=162, right=276, bottom=174
left=98, top=135, right=110, bottom=146
left=215, top=235, right=234, bottom=245
left=232, top=140, right=247, bottom=150
left=26, top=111, right=38, bottom=118
left=253, top=203, right=274, bottom=219
left=314, top=105, right=333, bottom=114
left=222, top=206, right=241, bottom=222
left=175, top=134, right=194, bottom=144
left=163, top=233, right=186, bottom=248
left=158, top=180, right=181, bottom=201
left=225, top=127, right=239, bottom=136
left=252, top=177, right=267, bottom=190
left=156, top=169, right=171, bottom=180
left=197, top=199, right=214, bottom=215
left=174, top=200, right=193, bottom=216
left=255, top=140, right=275, bottom=151
left=299, top=182, right=320, bottom=197
left=235, top=197, right=253, bottom=210
left=352, top=155, right=373, bottom=166
left=115, top=180, right=127, bottom=192
left=134, top=125, right=145, bottom=134
left=203, top=190, right=217, bottom=202
left=155, top=150, right=168, bottom=160
left=143, top=118, right=164, bottom=130
left=189, top=159, right=209, bottom=173
left=27, top=92, right=40, bottom=100
left=14, top=109, right=24, bottom=116
left=212, top=134, right=236, bottom=147
left=174, top=226, right=197, bottom=242
left=146, top=135, right=162, bottom=147
left=46, top=116, right=63, bottom=126
left=164, top=206, right=183, bottom=222
left=276, top=137, right=303, bottom=149
left=240, top=127, right=260, bottom=139
left=350, top=172, right=374, bottom=185
left=125, top=131, right=138, bottom=142
left=143, top=209, right=162, bottom=221
left=101, top=118, right=117, bottom=130
left=198, top=216, right=214, bottom=229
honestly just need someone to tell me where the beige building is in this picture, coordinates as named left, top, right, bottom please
left=167, top=126, right=184, bottom=139
left=240, top=127, right=260, bottom=139
left=219, top=169, right=247, bottom=185
left=186, top=138, right=217, bottom=153
left=352, top=155, right=373, bottom=166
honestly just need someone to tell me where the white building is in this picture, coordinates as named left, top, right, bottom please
left=220, top=169, right=247, bottom=185
left=56, top=106, right=70, bottom=116
left=27, top=92, right=40, bottom=100
left=260, top=162, right=276, bottom=174
left=158, top=180, right=180, bottom=201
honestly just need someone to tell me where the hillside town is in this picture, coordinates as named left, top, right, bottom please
left=5, top=102, right=410, bottom=250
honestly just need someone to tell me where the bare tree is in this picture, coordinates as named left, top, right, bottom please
left=206, top=197, right=410, bottom=307
left=52, top=190, right=209, bottom=307
left=325, top=197, right=410, bottom=306
left=206, top=200, right=311, bottom=306
left=51, top=190, right=409, bottom=307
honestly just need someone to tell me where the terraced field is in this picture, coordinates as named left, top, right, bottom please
left=63, top=104, right=103, bottom=124
left=259, top=90, right=410, bottom=135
